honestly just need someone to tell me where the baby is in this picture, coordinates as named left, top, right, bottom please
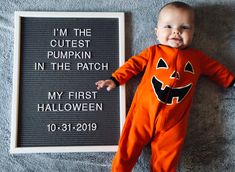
left=96, top=1, right=235, bottom=172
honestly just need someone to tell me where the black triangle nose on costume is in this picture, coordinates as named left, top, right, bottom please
left=170, top=71, right=180, bottom=79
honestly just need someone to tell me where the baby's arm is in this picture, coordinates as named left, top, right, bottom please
left=96, top=46, right=152, bottom=91
left=200, top=52, right=235, bottom=89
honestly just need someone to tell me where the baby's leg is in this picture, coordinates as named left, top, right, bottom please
left=112, top=108, right=153, bottom=172
left=150, top=114, right=189, bottom=172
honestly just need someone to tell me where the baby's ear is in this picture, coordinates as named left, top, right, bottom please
left=154, top=27, right=159, bottom=39
left=154, top=27, right=158, bottom=33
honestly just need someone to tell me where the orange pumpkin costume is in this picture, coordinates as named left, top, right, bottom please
left=111, top=44, right=235, bottom=172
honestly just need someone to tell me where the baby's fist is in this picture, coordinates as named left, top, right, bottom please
left=95, top=79, right=116, bottom=91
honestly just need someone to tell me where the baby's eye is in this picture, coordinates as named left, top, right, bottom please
left=181, top=26, right=190, bottom=29
left=164, top=25, right=172, bottom=29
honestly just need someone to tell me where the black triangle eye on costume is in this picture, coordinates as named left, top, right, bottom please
left=156, top=58, right=168, bottom=69
left=184, top=61, right=194, bottom=74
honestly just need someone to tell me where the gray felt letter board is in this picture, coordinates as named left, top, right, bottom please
left=11, top=12, right=125, bottom=153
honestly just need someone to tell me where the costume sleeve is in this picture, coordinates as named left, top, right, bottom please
left=228, top=78, right=235, bottom=87
left=200, top=52, right=235, bottom=89
left=111, top=47, right=151, bottom=85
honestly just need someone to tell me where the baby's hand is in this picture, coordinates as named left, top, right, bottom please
left=95, top=79, right=116, bottom=91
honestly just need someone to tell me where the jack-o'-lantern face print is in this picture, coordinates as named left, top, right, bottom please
left=151, top=57, right=194, bottom=105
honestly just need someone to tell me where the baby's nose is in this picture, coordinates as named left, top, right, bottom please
left=173, top=29, right=181, bottom=35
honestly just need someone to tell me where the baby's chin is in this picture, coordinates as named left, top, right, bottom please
left=166, top=42, right=189, bottom=49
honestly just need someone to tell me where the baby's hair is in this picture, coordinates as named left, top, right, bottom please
left=157, top=1, right=194, bottom=20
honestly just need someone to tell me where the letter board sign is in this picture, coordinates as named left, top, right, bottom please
left=11, top=12, right=125, bottom=153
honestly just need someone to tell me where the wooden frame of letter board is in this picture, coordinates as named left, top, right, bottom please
left=10, top=11, right=125, bottom=153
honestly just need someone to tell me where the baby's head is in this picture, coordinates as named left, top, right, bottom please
left=155, top=1, right=195, bottom=49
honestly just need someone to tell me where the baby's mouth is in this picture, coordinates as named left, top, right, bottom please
left=170, top=37, right=183, bottom=42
